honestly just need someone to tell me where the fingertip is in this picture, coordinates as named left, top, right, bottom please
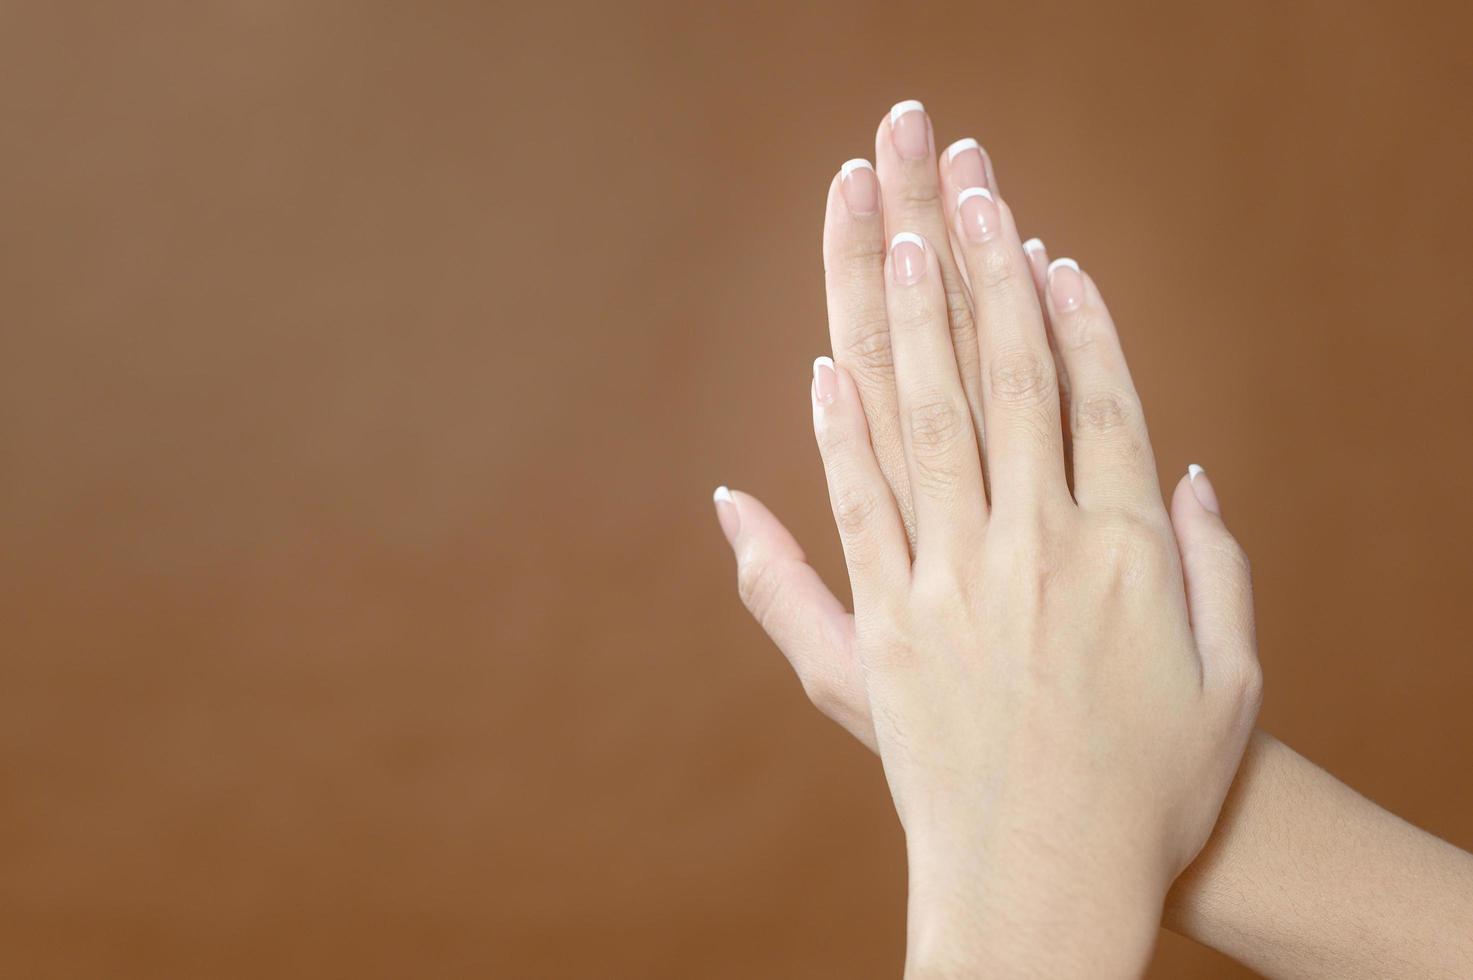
left=1045, top=256, right=1086, bottom=315
left=812, top=357, right=872, bottom=443
left=1170, top=472, right=1201, bottom=521
left=1170, top=465, right=1225, bottom=534
left=1022, top=237, right=1049, bottom=287
left=836, top=157, right=879, bottom=218
left=889, top=98, right=925, bottom=127
left=1187, top=463, right=1222, bottom=515
left=944, top=136, right=979, bottom=163
left=721, top=489, right=811, bottom=565
left=713, top=485, right=741, bottom=546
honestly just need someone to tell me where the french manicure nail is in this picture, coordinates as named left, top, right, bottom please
left=890, top=232, right=926, bottom=285
left=957, top=186, right=998, bottom=243
left=1047, top=257, right=1085, bottom=312
left=1022, top=237, right=1047, bottom=275
left=812, top=355, right=837, bottom=406
left=839, top=158, right=879, bottom=216
left=713, top=485, right=741, bottom=543
left=946, top=137, right=989, bottom=191
left=889, top=99, right=928, bottom=160
left=1187, top=464, right=1221, bottom=515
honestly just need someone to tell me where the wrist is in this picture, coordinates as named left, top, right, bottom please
left=903, top=835, right=1165, bottom=979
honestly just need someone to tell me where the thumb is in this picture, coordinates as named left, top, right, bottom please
left=1170, top=465, right=1263, bottom=716
left=714, top=486, right=875, bottom=749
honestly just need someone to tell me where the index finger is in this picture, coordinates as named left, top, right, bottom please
left=823, top=159, right=916, bottom=548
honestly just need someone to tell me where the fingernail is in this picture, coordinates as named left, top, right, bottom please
left=945, top=137, right=989, bottom=190
left=1047, top=257, right=1085, bottom=312
left=890, top=232, right=926, bottom=285
left=957, top=186, right=998, bottom=243
left=889, top=99, right=928, bottom=160
left=713, top=486, right=741, bottom=543
left=1025, top=238, right=1048, bottom=277
left=812, top=355, right=837, bottom=406
left=1187, top=464, right=1221, bottom=515
left=838, top=158, right=879, bottom=216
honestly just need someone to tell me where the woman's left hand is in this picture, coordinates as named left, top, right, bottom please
left=715, top=102, right=1262, bottom=978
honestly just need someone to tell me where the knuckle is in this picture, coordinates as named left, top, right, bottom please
left=1243, top=663, right=1265, bottom=714
left=1239, top=658, right=1265, bottom=706
left=814, top=413, right=853, bottom=458
left=907, top=395, right=969, bottom=460
left=912, top=456, right=962, bottom=498
left=1207, top=599, right=1259, bottom=661
left=895, top=180, right=941, bottom=207
left=797, top=669, right=841, bottom=717
left=1055, top=309, right=1108, bottom=352
left=988, top=349, right=1056, bottom=408
left=840, top=315, right=895, bottom=378
left=1206, top=536, right=1253, bottom=585
left=736, top=557, right=784, bottom=621
left=909, top=563, right=968, bottom=618
left=1226, top=540, right=1254, bottom=583
left=972, top=245, right=1022, bottom=291
left=831, top=484, right=878, bottom=537
left=1096, top=513, right=1176, bottom=581
left=945, top=288, right=978, bottom=346
left=1071, top=390, right=1136, bottom=437
left=828, top=234, right=888, bottom=271
left=1219, top=654, right=1264, bottom=720
left=892, top=302, right=945, bottom=339
left=986, top=520, right=1063, bottom=592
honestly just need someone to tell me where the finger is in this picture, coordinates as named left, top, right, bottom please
left=951, top=187, right=1069, bottom=514
left=811, top=356, right=911, bottom=603
left=1169, top=466, right=1262, bottom=714
left=1019, top=235, right=1076, bottom=493
left=1043, top=258, right=1163, bottom=515
left=714, top=485, right=876, bottom=747
left=1022, top=236, right=1049, bottom=296
left=876, top=101, right=984, bottom=451
left=823, top=161, right=917, bottom=550
left=940, top=136, right=999, bottom=200
left=936, top=136, right=999, bottom=303
left=884, top=233, right=987, bottom=557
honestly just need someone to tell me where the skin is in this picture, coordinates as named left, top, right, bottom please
left=714, top=103, right=1473, bottom=978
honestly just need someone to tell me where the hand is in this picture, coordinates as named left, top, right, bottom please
left=715, top=102, right=1262, bottom=977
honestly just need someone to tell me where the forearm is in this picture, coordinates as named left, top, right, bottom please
left=1166, top=730, right=1473, bottom=978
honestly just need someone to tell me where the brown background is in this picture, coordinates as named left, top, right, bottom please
left=2, top=2, right=1471, bottom=977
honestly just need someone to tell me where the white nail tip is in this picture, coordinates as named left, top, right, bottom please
left=1187, top=464, right=1205, bottom=482
left=890, top=232, right=925, bottom=251
left=713, top=486, right=734, bottom=505
left=840, top=158, right=874, bottom=178
left=945, top=137, right=979, bottom=161
left=957, top=186, right=993, bottom=205
left=1047, top=257, right=1080, bottom=275
left=890, top=99, right=925, bottom=125
left=1022, top=237, right=1045, bottom=254
left=813, top=355, right=835, bottom=372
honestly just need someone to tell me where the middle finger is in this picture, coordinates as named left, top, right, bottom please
left=876, top=101, right=985, bottom=460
